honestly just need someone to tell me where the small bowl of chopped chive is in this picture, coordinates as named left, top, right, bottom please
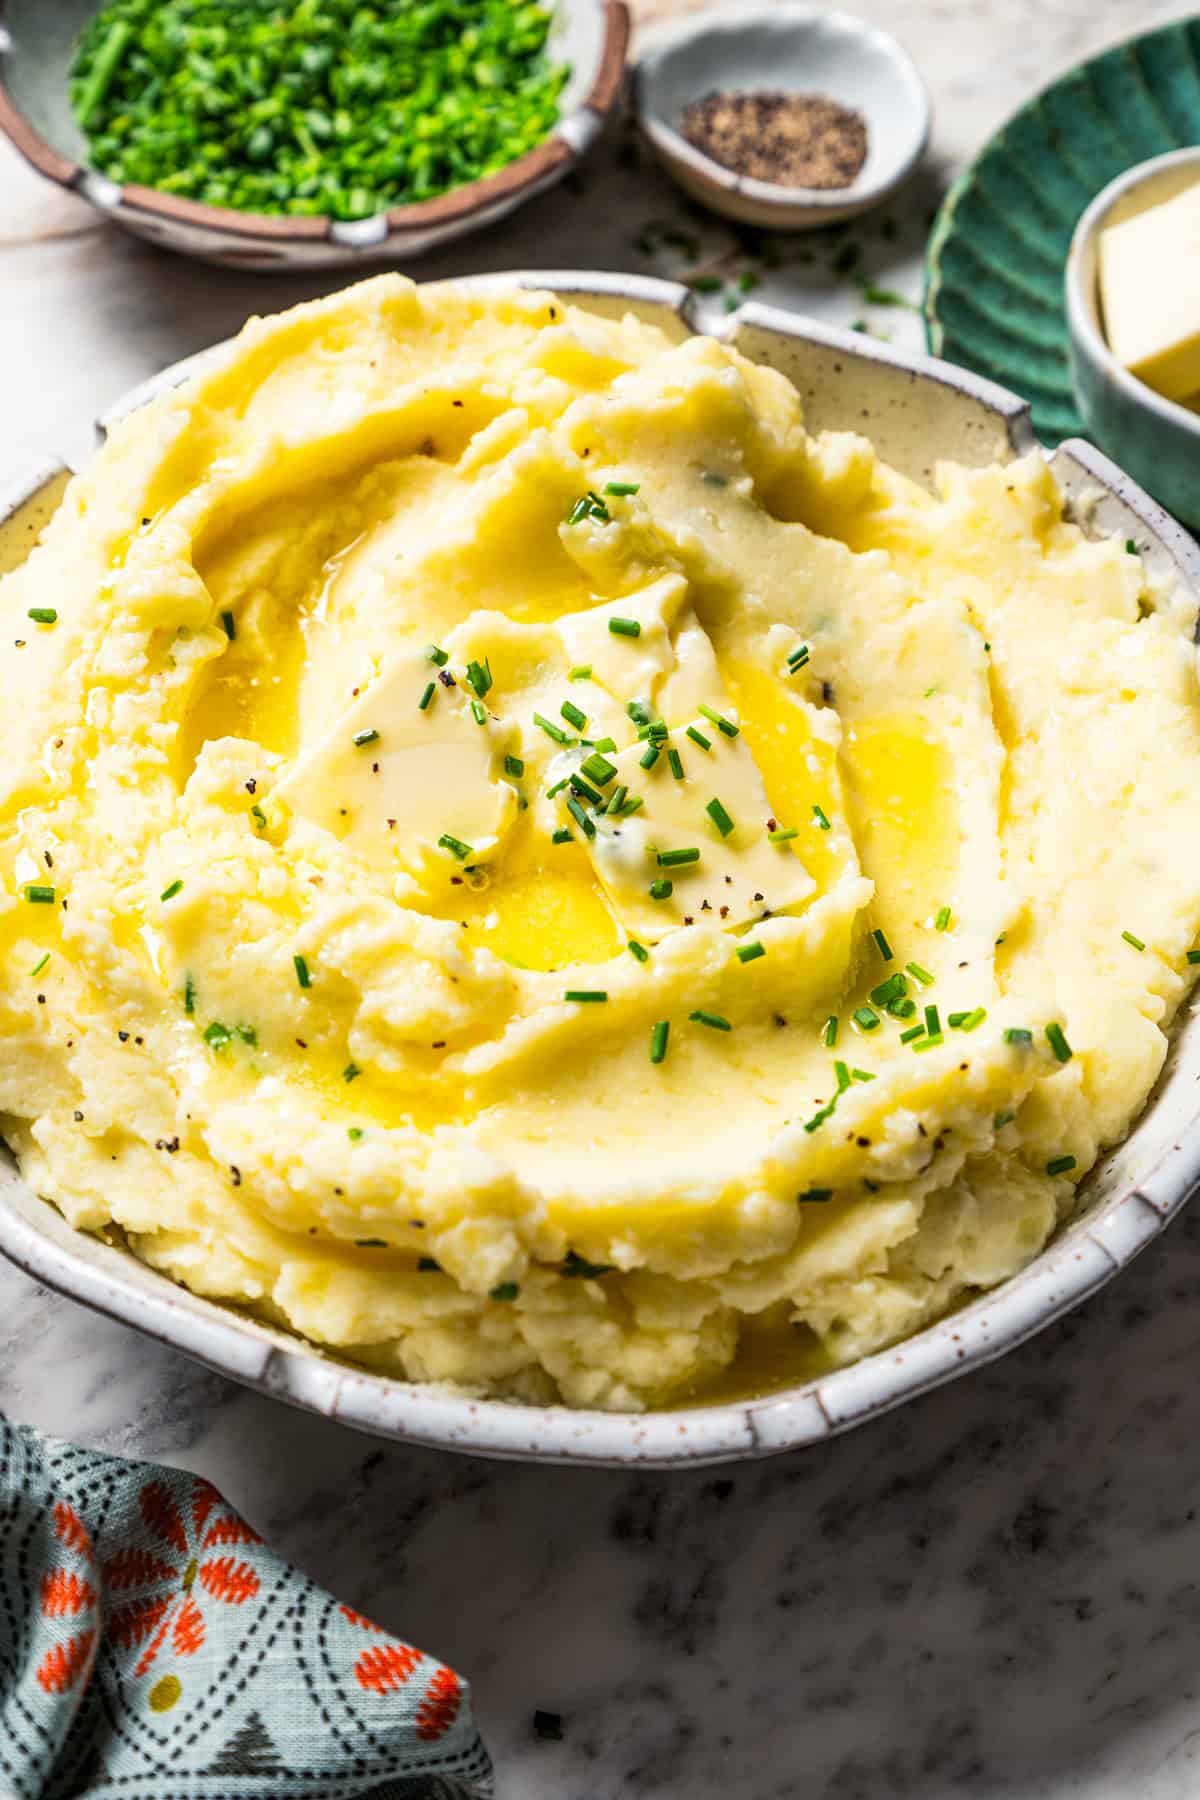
left=632, top=4, right=929, bottom=230
left=0, top=0, right=628, bottom=268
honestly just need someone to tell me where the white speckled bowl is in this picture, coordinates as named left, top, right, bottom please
left=631, top=6, right=930, bottom=229
left=3, top=272, right=1199, bottom=1467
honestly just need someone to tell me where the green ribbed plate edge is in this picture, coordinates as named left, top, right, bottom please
left=924, top=15, right=1200, bottom=447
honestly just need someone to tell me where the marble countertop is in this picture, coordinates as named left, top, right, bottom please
left=5, top=4, right=1200, bottom=1794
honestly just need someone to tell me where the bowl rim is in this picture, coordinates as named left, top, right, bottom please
left=1064, top=145, right=1200, bottom=440
left=0, top=0, right=628, bottom=246
left=631, top=3, right=930, bottom=212
left=3, top=269, right=1200, bottom=1469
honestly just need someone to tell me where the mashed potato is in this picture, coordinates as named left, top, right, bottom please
left=2, top=275, right=1199, bottom=1411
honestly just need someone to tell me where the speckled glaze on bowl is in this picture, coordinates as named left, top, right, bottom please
left=632, top=6, right=929, bottom=230
left=1065, top=147, right=1200, bottom=531
left=2, top=271, right=1199, bottom=1468
left=0, top=0, right=628, bottom=270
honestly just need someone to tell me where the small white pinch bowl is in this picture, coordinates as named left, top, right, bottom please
left=631, top=5, right=930, bottom=230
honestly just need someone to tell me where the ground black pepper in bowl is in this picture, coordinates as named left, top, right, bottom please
left=678, top=90, right=868, bottom=190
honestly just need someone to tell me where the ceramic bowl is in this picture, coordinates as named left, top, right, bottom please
left=1065, top=147, right=1200, bottom=530
left=631, top=5, right=929, bottom=230
left=0, top=0, right=627, bottom=270
left=3, top=271, right=1199, bottom=1468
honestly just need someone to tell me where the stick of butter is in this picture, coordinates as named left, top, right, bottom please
left=1099, top=178, right=1200, bottom=403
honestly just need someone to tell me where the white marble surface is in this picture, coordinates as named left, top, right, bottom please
left=4, top=3, right=1200, bottom=1794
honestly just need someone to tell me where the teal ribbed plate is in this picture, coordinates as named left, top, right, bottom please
left=924, top=15, right=1200, bottom=447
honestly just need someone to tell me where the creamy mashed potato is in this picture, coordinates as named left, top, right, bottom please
left=3, top=275, right=1200, bottom=1411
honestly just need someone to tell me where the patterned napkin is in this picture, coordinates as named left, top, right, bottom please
left=0, top=1414, right=492, bottom=1799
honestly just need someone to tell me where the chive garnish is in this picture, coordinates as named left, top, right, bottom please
left=686, top=726, right=712, bottom=751
left=561, top=700, right=587, bottom=731
left=343, top=1063, right=362, bottom=1083
left=899, top=1023, right=924, bottom=1043
left=628, top=940, right=649, bottom=963
left=603, top=784, right=628, bottom=815
left=650, top=1019, right=669, bottom=1063
left=657, top=847, right=700, bottom=867
left=619, top=796, right=645, bottom=817
left=851, top=1068, right=874, bottom=1082
left=1045, top=1022, right=1072, bottom=1062
left=640, top=743, right=661, bottom=771
left=891, top=997, right=916, bottom=1019
left=30, top=953, right=50, bottom=977
left=667, top=747, right=685, bottom=780
left=567, top=491, right=611, bottom=525
left=769, top=825, right=798, bottom=843
left=913, top=1034, right=944, bottom=1053
left=580, top=752, right=617, bottom=786
left=950, top=1008, right=986, bottom=1031
left=812, top=804, right=831, bottom=832
left=551, top=827, right=573, bottom=845
left=870, top=973, right=907, bottom=1007
left=800, top=1188, right=833, bottom=1203
left=562, top=1250, right=614, bottom=1279
left=822, top=1015, right=838, bottom=1047
left=294, top=954, right=311, bottom=989
left=426, top=644, right=449, bottom=666
left=924, top=1004, right=940, bottom=1037
left=1125, top=539, right=1137, bottom=555
left=221, top=610, right=236, bottom=640
left=650, top=879, right=673, bottom=900
left=1121, top=930, right=1145, bottom=951
left=706, top=798, right=735, bottom=838
left=608, top=617, right=641, bottom=638
left=1004, top=1027, right=1032, bottom=1045
left=565, top=990, right=607, bottom=1003
left=736, top=940, right=765, bottom=963
left=184, top=973, right=196, bottom=1015
left=604, top=481, right=640, bottom=497
left=491, top=1282, right=520, bottom=1303
left=418, top=1256, right=440, bottom=1271
left=853, top=1005, right=880, bottom=1032
left=787, top=644, right=810, bottom=672
left=1046, top=1155, right=1077, bottom=1177
left=160, top=879, right=182, bottom=902
left=352, top=728, right=379, bottom=748
left=593, top=736, right=617, bottom=753
left=466, top=658, right=492, bottom=699
left=698, top=704, right=738, bottom=738
left=566, top=797, right=595, bottom=839
left=28, top=607, right=57, bottom=625
left=534, top=713, right=570, bottom=744
left=235, top=1023, right=257, bottom=1046
left=505, top=754, right=524, bottom=778
left=627, top=700, right=652, bottom=726
left=251, top=803, right=267, bottom=831
left=935, top=906, right=952, bottom=931
left=570, top=776, right=603, bottom=807
left=994, top=1109, right=1016, bottom=1128
left=438, top=833, right=473, bottom=860
left=418, top=681, right=436, bottom=711
left=470, top=699, right=487, bottom=726
left=905, top=961, right=934, bottom=986
left=25, top=886, right=55, bottom=904
left=834, top=1060, right=851, bottom=1091
left=204, top=1021, right=232, bottom=1050
left=569, top=667, right=592, bottom=686
left=689, top=1010, right=731, bottom=1031
left=348, top=1127, right=364, bottom=1141
left=871, top=927, right=893, bottom=961
left=1189, top=950, right=1200, bottom=964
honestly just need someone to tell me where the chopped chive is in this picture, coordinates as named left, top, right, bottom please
left=418, top=681, right=436, bottom=711
left=853, top=1005, right=880, bottom=1032
left=804, top=1102, right=835, bottom=1133
left=160, top=879, right=182, bottom=902
left=490, top=1282, right=520, bottom=1303
left=619, top=796, right=645, bottom=817
left=924, top=1004, right=940, bottom=1037
left=690, top=1010, right=731, bottom=1031
left=30, top=952, right=50, bottom=977
left=1004, top=1027, right=1033, bottom=1045
left=899, top=1023, right=924, bottom=1043
left=569, top=665, right=592, bottom=681
left=650, top=879, right=673, bottom=900
left=913, top=1034, right=944, bottom=1053
left=640, top=743, right=661, bottom=771
left=251, top=803, right=267, bottom=831
left=1046, top=1155, right=1077, bottom=1177
left=504, top=754, right=525, bottom=779
left=28, top=607, right=57, bottom=625
left=667, top=747, right=685, bottom=780
left=551, top=827, right=573, bottom=845
left=470, top=699, right=487, bottom=726
left=947, top=1011, right=969, bottom=1028
left=627, top=700, right=652, bottom=726
left=769, top=825, right=799, bottom=843
left=534, top=713, right=570, bottom=744
left=565, top=989, right=607, bottom=1003
left=438, top=833, right=473, bottom=860
left=994, top=1109, right=1016, bottom=1129
left=203, top=1021, right=232, bottom=1050
left=566, top=797, right=595, bottom=839
left=545, top=777, right=570, bottom=799
left=905, top=961, right=934, bottom=986
left=1121, top=930, right=1145, bottom=951
left=658, top=846, right=700, bottom=867
left=871, top=927, right=893, bottom=961
left=604, top=481, right=640, bottom=497
left=1189, top=950, right=1200, bottom=965
left=608, top=617, right=642, bottom=638
left=593, top=737, right=617, bottom=754
left=466, top=658, right=492, bottom=698
left=570, top=776, right=603, bottom=806
left=184, top=973, right=196, bottom=1015
left=851, top=1067, right=874, bottom=1082
left=348, top=1127, right=364, bottom=1141
left=562, top=1250, right=614, bottom=1279
left=425, top=644, right=449, bottom=667
left=352, top=727, right=380, bottom=748
left=24, top=885, right=55, bottom=904
left=220, top=610, right=236, bottom=640
left=702, top=471, right=728, bottom=488
left=822, top=1015, right=838, bottom=1047
left=706, top=797, right=735, bottom=838
left=890, top=997, right=917, bottom=1020
left=812, top=804, right=831, bottom=832
left=580, top=752, right=617, bottom=786
left=800, top=1188, right=833, bottom=1203
left=1045, top=1022, right=1073, bottom=1063
left=686, top=726, right=712, bottom=751
left=235, top=1023, right=257, bottom=1046
left=343, top=1062, right=362, bottom=1083
left=293, top=953, right=311, bottom=989
left=935, top=906, right=952, bottom=931
left=418, top=1256, right=440, bottom=1271
left=1125, top=539, right=1137, bottom=555
left=736, top=940, right=765, bottom=963
left=698, top=703, right=738, bottom=738
left=649, top=1019, right=670, bottom=1063
left=869, top=973, right=907, bottom=1007
left=560, top=700, right=587, bottom=731
left=787, top=644, right=810, bottom=671
left=604, top=784, right=628, bottom=815
left=834, top=1060, right=851, bottom=1090
left=949, top=1008, right=986, bottom=1031
left=628, top=940, right=649, bottom=963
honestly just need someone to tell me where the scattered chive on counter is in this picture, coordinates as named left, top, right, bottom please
left=69, top=0, right=570, bottom=221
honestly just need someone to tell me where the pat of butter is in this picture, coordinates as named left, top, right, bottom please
left=1099, top=179, right=1200, bottom=402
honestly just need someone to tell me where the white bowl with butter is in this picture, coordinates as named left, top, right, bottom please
left=1066, top=147, right=1200, bottom=528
